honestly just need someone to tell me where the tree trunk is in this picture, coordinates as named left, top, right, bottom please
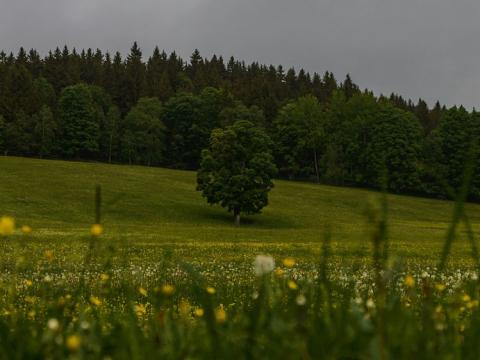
left=234, top=207, right=241, bottom=226
left=108, top=134, right=113, bottom=163
left=313, top=148, right=320, bottom=183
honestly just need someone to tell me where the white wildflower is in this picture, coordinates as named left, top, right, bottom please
left=254, top=255, right=275, bottom=276
left=47, top=318, right=59, bottom=331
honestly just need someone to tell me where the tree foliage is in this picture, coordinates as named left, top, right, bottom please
left=197, top=121, right=277, bottom=224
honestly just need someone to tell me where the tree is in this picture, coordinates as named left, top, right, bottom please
left=103, top=105, right=120, bottom=163
left=33, top=105, right=57, bottom=157
left=58, top=84, right=99, bottom=158
left=121, top=97, right=165, bottom=166
left=272, top=95, right=324, bottom=181
left=197, top=120, right=277, bottom=225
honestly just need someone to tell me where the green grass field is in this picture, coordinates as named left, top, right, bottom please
left=3, top=156, right=480, bottom=358
left=0, top=155, right=478, bottom=266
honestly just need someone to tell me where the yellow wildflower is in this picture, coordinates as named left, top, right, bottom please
left=287, top=280, right=298, bottom=290
left=206, top=286, right=216, bottom=295
left=66, top=335, right=81, bottom=352
left=404, top=275, right=415, bottom=288
left=215, top=305, right=227, bottom=323
left=139, top=287, right=148, bottom=297
left=274, top=268, right=284, bottom=277
left=463, top=294, right=472, bottom=303
left=0, top=216, right=15, bottom=235
left=435, top=283, right=446, bottom=292
left=134, top=303, right=147, bottom=317
left=194, top=308, right=204, bottom=317
left=21, top=225, right=32, bottom=234
left=89, top=296, right=102, bottom=307
left=161, top=284, right=175, bottom=296
left=179, top=299, right=191, bottom=318
left=90, top=224, right=103, bottom=236
left=44, top=250, right=54, bottom=261
left=467, top=300, right=479, bottom=309
left=100, top=273, right=110, bottom=282
left=283, top=258, right=296, bottom=268
left=24, top=279, right=33, bottom=287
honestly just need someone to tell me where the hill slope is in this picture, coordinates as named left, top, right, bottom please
left=0, top=156, right=478, bottom=264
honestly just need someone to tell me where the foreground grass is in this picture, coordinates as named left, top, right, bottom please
left=1, top=156, right=480, bottom=358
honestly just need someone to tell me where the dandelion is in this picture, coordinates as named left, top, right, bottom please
left=44, top=250, right=54, bottom=261
left=296, top=294, right=306, bottom=306
left=287, top=280, right=298, bottom=290
left=435, top=283, right=446, bottom=292
left=21, top=225, right=32, bottom=234
left=274, top=268, right=284, bottom=277
left=0, top=216, right=15, bottom=235
left=24, top=279, right=33, bottom=287
left=100, top=273, right=110, bottom=282
left=47, top=318, right=60, bottom=331
left=283, top=257, right=296, bottom=268
left=90, top=296, right=102, bottom=307
left=90, top=224, right=103, bottom=236
left=404, top=275, right=415, bottom=288
left=139, top=287, right=148, bottom=297
left=215, top=305, right=227, bottom=323
left=462, top=294, right=471, bottom=303
left=161, top=284, right=175, bottom=296
left=194, top=308, right=204, bottom=317
left=206, top=286, right=216, bottom=295
left=254, top=255, right=275, bottom=276
left=66, top=335, right=81, bottom=352
left=134, top=303, right=147, bottom=317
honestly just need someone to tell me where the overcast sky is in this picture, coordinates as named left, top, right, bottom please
left=1, top=0, right=479, bottom=108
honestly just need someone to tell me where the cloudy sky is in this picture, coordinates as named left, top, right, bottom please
left=1, top=0, right=479, bottom=108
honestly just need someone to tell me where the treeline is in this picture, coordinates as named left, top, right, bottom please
left=0, top=43, right=478, bottom=198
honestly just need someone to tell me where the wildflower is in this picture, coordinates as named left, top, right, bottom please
left=467, top=300, right=479, bottom=309
left=47, top=318, right=60, bottom=331
left=206, top=286, right=216, bottom=295
left=215, top=305, right=227, bottom=323
left=44, top=250, right=54, bottom=261
left=296, top=294, right=306, bottom=306
left=90, top=296, right=102, bottom=307
left=194, top=308, right=204, bottom=317
left=283, top=257, right=296, bottom=268
left=462, top=294, right=472, bottom=303
left=90, top=224, right=103, bottom=236
left=0, top=216, right=15, bottom=235
left=24, top=279, right=33, bottom=287
left=161, top=284, right=175, bottom=296
left=100, top=273, right=110, bottom=282
left=287, top=280, right=298, bottom=290
left=179, top=299, right=190, bottom=318
left=66, top=335, right=81, bottom=352
left=435, top=283, right=446, bottom=292
left=404, top=275, right=415, bottom=288
left=274, top=268, right=284, bottom=277
left=139, top=287, right=148, bottom=297
left=366, top=298, right=375, bottom=309
left=21, top=225, right=32, bottom=234
left=134, top=303, right=147, bottom=317
left=254, top=255, right=275, bottom=276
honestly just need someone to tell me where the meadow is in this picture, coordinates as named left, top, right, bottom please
left=1, top=156, right=480, bottom=358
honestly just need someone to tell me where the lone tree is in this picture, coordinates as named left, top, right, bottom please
left=197, top=120, right=277, bottom=225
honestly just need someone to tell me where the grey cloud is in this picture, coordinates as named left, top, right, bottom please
left=0, top=0, right=479, bottom=108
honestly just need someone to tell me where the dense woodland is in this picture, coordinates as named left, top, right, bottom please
left=0, top=43, right=479, bottom=199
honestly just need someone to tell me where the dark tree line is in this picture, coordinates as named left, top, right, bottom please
left=0, top=43, right=478, bottom=199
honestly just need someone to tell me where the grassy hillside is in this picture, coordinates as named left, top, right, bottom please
left=0, top=156, right=478, bottom=265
